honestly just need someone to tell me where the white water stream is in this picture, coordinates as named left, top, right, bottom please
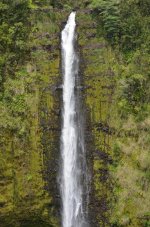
left=60, top=12, right=88, bottom=227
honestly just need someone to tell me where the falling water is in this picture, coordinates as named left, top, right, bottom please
left=60, top=12, right=88, bottom=227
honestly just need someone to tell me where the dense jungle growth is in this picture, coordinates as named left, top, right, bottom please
left=0, top=0, right=150, bottom=226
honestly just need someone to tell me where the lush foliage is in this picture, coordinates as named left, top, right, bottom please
left=0, top=0, right=30, bottom=85
left=89, top=0, right=150, bottom=226
left=90, top=0, right=150, bottom=52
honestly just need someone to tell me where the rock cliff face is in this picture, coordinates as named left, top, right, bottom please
left=0, top=6, right=116, bottom=226
left=0, top=7, right=117, bottom=226
left=77, top=12, right=117, bottom=226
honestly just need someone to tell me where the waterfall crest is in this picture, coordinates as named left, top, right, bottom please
left=60, top=12, right=88, bottom=227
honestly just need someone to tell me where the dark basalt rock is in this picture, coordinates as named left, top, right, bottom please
left=0, top=202, right=5, bottom=208
left=94, top=121, right=113, bottom=135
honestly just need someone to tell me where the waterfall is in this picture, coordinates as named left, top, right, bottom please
left=60, top=12, right=88, bottom=227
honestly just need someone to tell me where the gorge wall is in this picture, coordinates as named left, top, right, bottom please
left=0, top=6, right=116, bottom=226
left=0, top=1, right=149, bottom=227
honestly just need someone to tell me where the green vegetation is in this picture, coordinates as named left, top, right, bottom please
left=0, top=1, right=60, bottom=226
left=89, top=0, right=150, bottom=226
left=90, top=0, right=150, bottom=52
